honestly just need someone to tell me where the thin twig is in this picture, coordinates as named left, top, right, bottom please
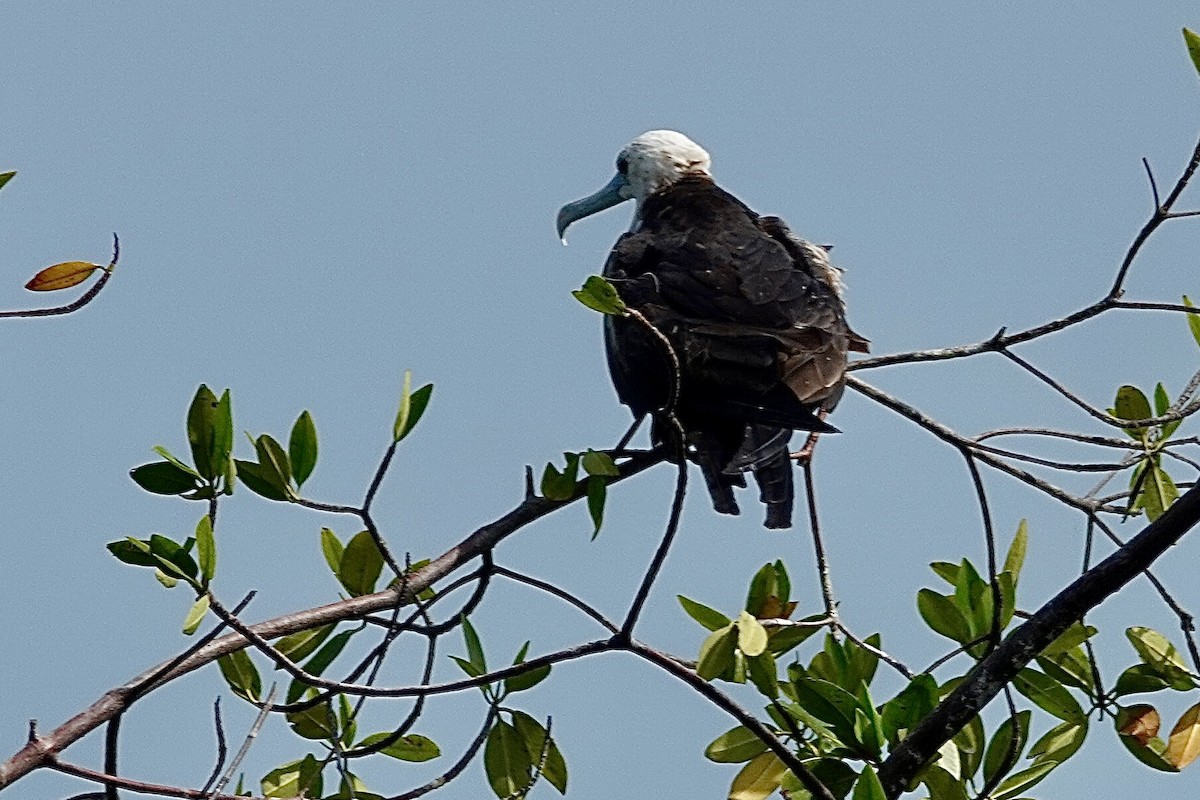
left=0, top=234, right=120, bottom=319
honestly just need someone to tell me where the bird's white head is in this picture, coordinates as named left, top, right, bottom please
left=557, top=130, right=712, bottom=242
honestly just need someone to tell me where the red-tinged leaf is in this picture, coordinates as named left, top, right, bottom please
left=25, top=261, right=101, bottom=292
left=1117, top=704, right=1161, bottom=744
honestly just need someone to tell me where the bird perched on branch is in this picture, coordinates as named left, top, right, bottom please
left=558, top=130, right=866, bottom=528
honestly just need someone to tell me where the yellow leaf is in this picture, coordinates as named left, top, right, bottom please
left=1166, top=702, right=1200, bottom=769
left=729, top=752, right=787, bottom=800
left=1118, top=704, right=1161, bottom=744
left=25, top=261, right=100, bottom=292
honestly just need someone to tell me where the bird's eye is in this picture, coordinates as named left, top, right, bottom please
left=616, top=155, right=629, bottom=175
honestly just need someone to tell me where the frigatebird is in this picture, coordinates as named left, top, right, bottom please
left=558, top=130, right=866, bottom=528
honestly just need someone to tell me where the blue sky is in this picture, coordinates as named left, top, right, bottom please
left=4, top=3, right=1200, bottom=798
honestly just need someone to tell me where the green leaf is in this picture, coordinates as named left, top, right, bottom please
left=697, top=624, right=737, bottom=681
left=705, top=725, right=769, bottom=763
left=107, top=538, right=159, bottom=568
left=586, top=476, right=606, bottom=538
left=288, top=410, right=318, bottom=487
left=195, top=515, right=216, bottom=585
left=254, top=434, right=293, bottom=493
left=217, top=649, right=261, bottom=703
left=581, top=448, right=619, bottom=476
left=929, top=561, right=961, bottom=585
left=540, top=453, right=581, bottom=501
left=154, top=569, right=179, bottom=588
left=1184, top=295, right=1200, bottom=349
left=130, top=461, right=200, bottom=495
left=392, top=371, right=434, bottom=442
left=791, top=676, right=860, bottom=747
left=0, top=171, right=14, bottom=191
left=1185, top=29, right=1200, bottom=79
left=484, top=720, right=532, bottom=798
left=1141, top=463, right=1179, bottom=521
left=287, top=701, right=338, bottom=740
left=1118, top=732, right=1178, bottom=772
left=149, top=534, right=199, bottom=580
left=851, top=765, right=886, bottom=800
left=320, top=527, right=344, bottom=574
left=1027, top=719, right=1087, bottom=765
left=234, top=459, right=289, bottom=501
left=181, top=594, right=210, bottom=635
left=737, top=611, right=770, bottom=657
left=1004, top=520, right=1028, bottom=582
left=261, top=755, right=323, bottom=799
left=275, top=625, right=335, bottom=663
left=917, top=588, right=972, bottom=643
left=745, top=563, right=779, bottom=617
left=728, top=752, right=787, bottom=800
left=151, top=445, right=202, bottom=478
left=511, top=710, right=568, bottom=793
left=462, top=616, right=487, bottom=673
left=767, top=615, right=824, bottom=657
left=994, top=760, right=1059, bottom=800
left=504, top=643, right=551, bottom=693
left=922, top=765, right=969, bottom=800
left=881, top=673, right=938, bottom=744
left=678, top=595, right=731, bottom=632
left=953, top=714, right=986, bottom=780
left=1013, top=668, right=1086, bottom=723
left=746, top=651, right=779, bottom=699
left=356, top=732, right=441, bottom=762
left=982, top=710, right=1031, bottom=786
left=1113, top=385, right=1153, bottom=437
left=1127, top=626, right=1196, bottom=689
left=187, top=385, right=220, bottom=481
left=337, top=531, right=384, bottom=597
left=1157, top=383, right=1183, bottom=439
left=1114, top=663, right=1174, bottom=696
left=287, top=629, right=356, bottom=703
left=572, top=275, right=627, bottom=315
left=1036, top=646, right=1095, bottom=692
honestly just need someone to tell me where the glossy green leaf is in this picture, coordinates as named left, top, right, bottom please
left=678, top=595, right=731, bottom=631
left=151, top=446, right=201, bottom=478
left=572, top=275, right=627, bottom=315
left=217, top=649, right=261, bottom=703
left=1186, top=30, right=1200, bottom=79
left=319, top=527, right=343, bottom=574
left=1013, top=668, right=1086, bottom=723
left=581, top=448, right=619, bottom=476
left=929, top=560, right=961, bottom=585
left=586, top=476, right=606, bottom=538
left=705, top=725, right=769, bottom=763
left=484, top=720, right=532, bottom=798
left=288, top=410, right=318, bottom=487
left=953, top=714, right=986, bottom=780
left=254, top=434, right=292, bottom=492
left=287, top=701, right=338, bottom=740
left=746, top=651, right=779, bottom=699
left=1113, top=384, right=1153, bottom=438
left=729, top=752, right=787, bottom=800
left=1114, top=663, right=1173, bottom=696
left=286, top=629, right=356, bottom=703
left=461, top=616, right=487, bottom=673
left=917, top=588, right=972, bottom=643
left=540, top=453, right=581, bottom=501
left=1027, top=719, right=1087, bottom=765
left=195, top=515, right=216, bottom=585
left=982, top=710, right=1031, bottom=786
left=181, top=594, right=210, bottom=635
left=505, top=642, right=551, bottom=693
left=994, top=760, right=1059, bottom=799
left=697, top=624, right=737, bottom=681
left=1036, top=646, right=1094, bottom=692
left=1184, top=295, right=1200, bottom=349
left=130, top=461, right=200, bottom=495
left=234, top=459, right=289, bottom=501
left=356, top=732, right=441, bottom=762
left=511, top=710, right=568, bottom=793
left=107, top=538, right=159, bottom=568
left=881, top=673, right=938, bottom=744
left=851, top=764, right=886, bottom=800
left=738, top=611, right=770, bottom=657
left=392, top=371, right=434, bottom=442
left=187, top=385, right=220, bottom=480
left=275, top=624, right=335, bottom=663
left=791, top=677, right=860, bottom=747
left=261, top=755, right=322, bottom=799
left=922, top=765, right=970, bottom=800
left=1004, top=520, right=1028, bottom=582
left=1127, top=626, right=1196, bottom=688
left=149, top=534, right=199, bottom=580
left=1140, top=463, right=1179, bottom=521
left=337, top=531, right=384, bottom=597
